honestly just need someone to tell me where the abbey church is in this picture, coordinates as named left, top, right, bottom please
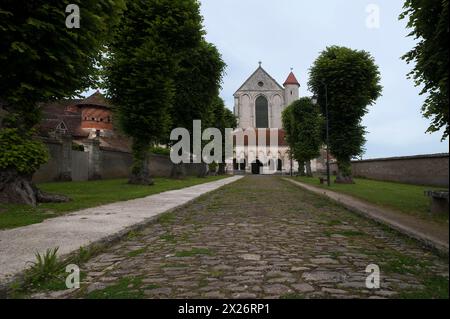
left=232, top=64, right=325, bottom=174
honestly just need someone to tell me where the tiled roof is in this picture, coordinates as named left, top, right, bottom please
left=283, top=72, right=300, bottom=86
left=99, top=136, right=132, bottom=153
left=37, top=100, right=87, bottom=137
left=78, top=91, right=112, bottom=108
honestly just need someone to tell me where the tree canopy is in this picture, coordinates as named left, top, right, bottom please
left=171, top=40, right=226, bottom=135
left=308, top=46, right=382, bottom=182
left=209, top=96, right=237, bottom=174
left=104, top=0, right=205, bottom=184
left=282, top=97, right=322, bottom=176
left=399, top=0, right=449, bottom=140
left=0, top=0, right=125, bottom=130
left=0, top=0, right=125, bottom=205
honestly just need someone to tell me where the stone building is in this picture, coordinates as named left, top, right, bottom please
left=232, top=64, right=325, bottom=174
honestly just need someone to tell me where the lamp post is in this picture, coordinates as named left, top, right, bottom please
left=312, top=82, right=331, bottom=187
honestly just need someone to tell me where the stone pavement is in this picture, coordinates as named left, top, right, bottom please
left=35, top=176, right=448, bottom=299
left=0, top=176, right=243, bottom=286
left=285, top=178, right=449, bottom=253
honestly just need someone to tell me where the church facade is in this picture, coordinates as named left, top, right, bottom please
left=231, top=64, right=325, bottom=174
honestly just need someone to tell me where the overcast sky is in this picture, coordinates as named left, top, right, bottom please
left=200, top=0, right=449, bottom=159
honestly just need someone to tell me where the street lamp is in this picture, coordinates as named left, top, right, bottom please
left=312, top=81, right=331, bottom=187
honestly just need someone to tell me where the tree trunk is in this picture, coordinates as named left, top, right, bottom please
left=297, top=161, right=306, bottom=176
left=217, top=163, right=226, bottom=175
left=197, top=162, right=208, bottom=178
left=0, top=169, right=70, bottom=206
left=305, top=160, right=313, bottom=177
left=129, top=148, right=154, bottom=185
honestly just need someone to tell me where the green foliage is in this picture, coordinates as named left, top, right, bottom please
left=282, top=97, right=322, bottom=164
left=105, top=0, right=205, bottom=177
left=71, top=143, right=84, bottom=152
left=399, top=0, right=449, bottom=140
left=12, top=245, right=100, bottom=296
left=150, top=146, right=170, bottom=156
left=208, top=161, right=218, bottom=172
left=308, top=46, right=382, bottom=176
left=0, top=128, right=48, bottom=174
left=86, top=276, right=144, bottom=299
left=175, top=247, right=213, bottom=257
left=24, top=247, right=62, bottom=289
left=207, top=96, right=237, bottom=165
left=209, top=96, right=237, bottom=132
left=295, top=176, right=448, bottom=224
left=170, top=40, right=226, bottom=136
left=0, top=0, right=125, bottom=130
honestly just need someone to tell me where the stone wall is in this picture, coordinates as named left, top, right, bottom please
left=33, top=137, right=207, bottom=183
left=329, top=153, right=449, bottom=187
left=99, top=149, right=133, bottom=179
left=32, top=139, right=63, bottom=183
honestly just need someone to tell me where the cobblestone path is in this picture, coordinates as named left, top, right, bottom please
left=38, top=176, right=448, bottom=299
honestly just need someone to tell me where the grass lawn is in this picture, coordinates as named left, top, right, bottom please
left=293, top=176, right=449, bottom=225
left=0, top=175, right=228, bottom=230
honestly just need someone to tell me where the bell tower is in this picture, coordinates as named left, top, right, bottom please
left=283, top=69, right=300, bottom=107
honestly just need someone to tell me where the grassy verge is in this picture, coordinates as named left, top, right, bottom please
left=362, top=247, right=449, bottom=299
left=292, top=176, right=448, bottom=225
left=0, top=176, right=228, bottom=230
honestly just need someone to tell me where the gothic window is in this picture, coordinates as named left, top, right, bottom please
left=255, top=96, right=268, bottom=128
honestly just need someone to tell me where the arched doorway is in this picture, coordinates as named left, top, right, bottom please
left=251, top=159, right=263, bottom=174
left=255, top=96, right=268, bottom=128
left=277, top=159, right=283, bottom=171
left=239, top=158, right=246, bottom=171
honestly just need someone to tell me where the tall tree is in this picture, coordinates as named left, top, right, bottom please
left=104, top=0, right=204, bottom=185
left=399, top=0, right=449, bottom=140
left=308, top=46, right=382, bottom=183
left=208, top=96, right=237, bottom=175
left=168, top=40, right=226, bottom=178
left=282, top=98, right=322, bottom=177
left=0, top=0, right=125, bottom=205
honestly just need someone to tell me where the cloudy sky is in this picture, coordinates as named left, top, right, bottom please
left=199, top=0, right=449, bottom=159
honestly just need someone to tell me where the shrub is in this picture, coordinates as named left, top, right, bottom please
left=208, top=161, right=218, bottom=172
left=0, top=128, right=48, bottom=174
left=24, top=247, right=63, bottom=289
left=150, top=146, right=170, bottom=156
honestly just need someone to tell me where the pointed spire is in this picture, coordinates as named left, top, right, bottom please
left=283, top=71, right=300, bottom=87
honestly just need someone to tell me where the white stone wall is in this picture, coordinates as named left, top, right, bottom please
left=234, top=67, right=286, bottom=129
left=284, top=84, right=300, bottom=107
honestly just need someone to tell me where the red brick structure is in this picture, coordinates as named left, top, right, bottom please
left=38, top=91, right=130, bottom=152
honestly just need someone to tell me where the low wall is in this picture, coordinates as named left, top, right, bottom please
left=32, top=140, right=62, bottom=183
left=330, top=153, right=449, bottom=187
left=149, top=154, right=173, bottom=177
left=100, top=149, right=133, bottom=179
left=34, top=138, right=207, bottom=182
